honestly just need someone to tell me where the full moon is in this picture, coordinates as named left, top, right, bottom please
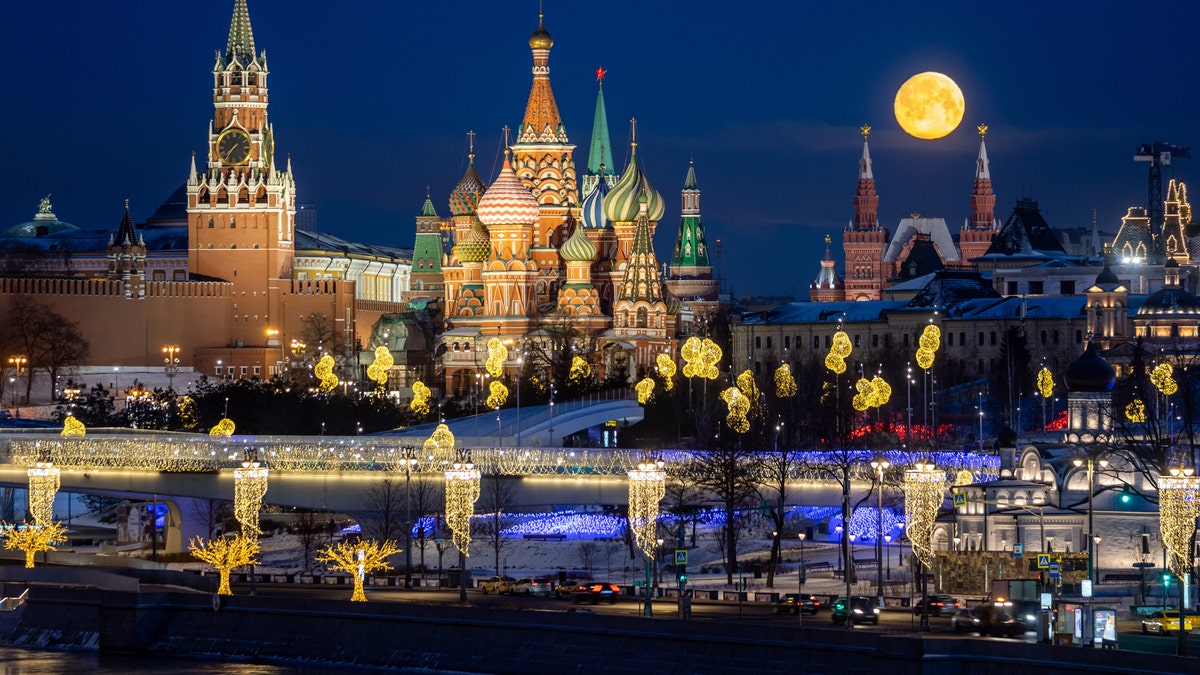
left=894, top=72, right=965, bottom=140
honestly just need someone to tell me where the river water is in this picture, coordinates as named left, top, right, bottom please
left=0, top=646, right=391, bottom=673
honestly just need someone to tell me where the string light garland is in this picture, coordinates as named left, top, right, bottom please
left=189, top=533, right=261, bottom=595
left=316, top=539, right=401, bottom=602
left=656, top=353, right=676, bottom=391
left=635, top=377, right=655, bottom=404
left=314, top=354, right=339, bottom=393
left=27, top=462, right=60, bottom=526
left=903, top=462, right=945, bottom=569
left=1037, top=367, right=1054, bottom=399
left=487, top=380, right=509, bottom=408
left=366, top=346, right=394, bottom=388
left=1159, top=469, right=1200, bottom=577
left=444, top=455, right=481, bottom=555
left=1151, top=363, right=1178, bottom=396
left=736, top=370, right=760, bottom=404
left=627, top=460, right=665, bottom=557
left=2, top=522, right=67, bottom=568
left=61, top=416, right=85, bottom=437
left=916, top=325, right=941, bottom=371
left=233, top=461, right=269, bottom=535
left=410, top=381, right=431, bottom=417
left=1125, top=398, right=1146, bottom=423
left=422, top=424, right=457, bottom=468
left=774, top=363, right=796, bottom=398
left=852, top=375, right=892, bottom=411
left=825, top=330, right=852, bottom=374
left=719, top=386, right=751, bottom=434
left=485, top=338, right=508, bottom=378
left=680, top=337, right=721, bottom=379
left=209, top=418, right=236, bottom=436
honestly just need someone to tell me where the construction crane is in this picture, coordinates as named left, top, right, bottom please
left=1134, top=142, right=1190, bottom=233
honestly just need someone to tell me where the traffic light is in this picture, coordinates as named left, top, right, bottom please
left=1120, top=484, right=1133, bottom=505
left=676, top=564, right=687, bottom=586
left=1163, top=572, right=1172, bottom=588
left=1036, top=572, right=1044, bottom=585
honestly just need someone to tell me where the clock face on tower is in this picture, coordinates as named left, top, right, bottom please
left=217, top=128, right=251, bottom=165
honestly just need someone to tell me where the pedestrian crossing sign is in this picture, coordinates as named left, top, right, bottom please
left=1037, top=554, right=1051, bottom=569
left=953, top=492, right=966, bottom=508
left=675, top=550, right=688, bottom=565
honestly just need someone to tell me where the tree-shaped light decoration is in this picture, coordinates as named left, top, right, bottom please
left=736, top=370, right=760, bottom=402
left=1125, top=398, right=1146, bottom=423
left=1159, top=467, right=1200, bottom=579
left=774, top=363, right=796, bottom=398
left=871, top=375, right=892, bottom=405
left=902, top=462, right=945, bottom=570
left=189, top=534, right=261, bottom=595
left=656, top=353, right=676, bottom=391
left=423, top=424, right=456, bottom=467
left=366, top=346, right=394, bottom=388
left=2, top=522, right=67, bottom=568
left=852, top=377, right=875, bottom=411
left=1037, top=367, right=1054, bottom=399
left=27, top=462, right=60, bottom=526
left=681, top=337, right=721, bottom=380
left=825, top=330, right=852, bottom=374
left=410, top=381, right=431, bottom=417
left=209, top=417, right=236, bottom=436
left=316, top=538, right=401, bottom=602
left=719, top=386, right=751, bottom=434
left=314, top=354, right=339, bottom=393
left=444, top=454, right=481, bottom=556
left=635, top=377, right=656, bottom=405
left=487, top=380, right=509, bottom=408
left=61, top=416, right=85, bottom=437
left=916, top=325, right=941, bottom=371
left=1151, top=362, right=1179, bottom=396
left=485, top=338, right=508, bottom=378
left=627, top=459, right=665, bottom=557
left=233, top=459, right=269, bottom=536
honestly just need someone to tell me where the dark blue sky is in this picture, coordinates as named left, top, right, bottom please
left=4, top=1, right=1197, bottom=297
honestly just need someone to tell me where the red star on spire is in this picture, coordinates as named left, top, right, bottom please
left=595, top=66, right=607, bottom=82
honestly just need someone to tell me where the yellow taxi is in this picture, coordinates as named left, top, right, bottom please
left=1141, top=610, right=1196, bottom=635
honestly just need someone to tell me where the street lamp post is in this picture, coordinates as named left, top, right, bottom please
left=7, top=355, right=27, bottom=414
left=884, top=534, right=892, bottom=580
left=403, top=447, right=418, bottom=588
left=870, top=458, right=890, bottom=607
left=798, top=532, right=806, bottom=627
left=516, top=352, right=523, bottom=446
left=1073, top=456, right=1107, bottom=586
left=162, top=345, right=180, bottom=391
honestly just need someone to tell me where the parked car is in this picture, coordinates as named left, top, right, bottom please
left=512, top=578, right=554, bottom=597
left=950, top=607, right=982, bottom=632
left=773, top=593, right=824, bottom=615
left=571, top=582, right=620, bottom=604
left=555, top=581, right=589, bottom=599
left=831, top=596, right=879, bottom=625
left=478, top=575, right=517, bottom=594
left=1142, top=610, right=1197, bottom=635
left=974, top=601, right=1028, bottom=637
left=912, top=594, right=960, bottom=617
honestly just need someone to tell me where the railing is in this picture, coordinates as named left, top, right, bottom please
left=1, top=588, right=29, bottom=611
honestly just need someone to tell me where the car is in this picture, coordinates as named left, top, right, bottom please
left=555, top=581, right=589, bottom=599
left=1142, top=610, right=1197, bottom=635
left=831, top=596, right=879, bottom=625
left=773, top=593, right=824, bottom=615
left=950, top=607, right=982, bottom=632
left=478, top=575, right=517, bottom=594
left=571, top=582, right=620, bottom=604
left=912, top=594, right=960, bottom=617
left=1007, top=599, right=1041, bottom=631
left=512, top=578, right=554, bottom=597
left=974, top=601, right=1028, bottom=637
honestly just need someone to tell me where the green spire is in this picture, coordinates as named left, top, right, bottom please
left=587, top=71, right=614, bottom=178
left=420, top=188, right=438, bottom=217
left=226, top=0, right=256, bottom=62
left=670, top=160, right=711, bottom=268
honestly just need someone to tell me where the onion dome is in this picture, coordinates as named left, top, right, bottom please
left=452, top=220, right=491, bottom=263
left=581, top=173, right=611, bottom=230
left=476, top=154, right=540, bottom=227
left=1094, top=262, right=1119, bottom=286
left=603, top=145, right=664, bottom=223
left=528, top=13, right=553, bottom=49
left=559, top=216, right=596, bottom=263
left=449, top=158, right=486, bottom=217
left=1063, top=342, right=1116, bottom=392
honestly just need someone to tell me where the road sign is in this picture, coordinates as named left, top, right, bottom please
left=1048, top=562, right=1061, bottom=580
left=1037, top=554, right=1051, bottom=569
left=1013, top=543, right=1024, bottom=559
left=953, top=493, right=966, bottom=508
left=1132, top=562, right=1156, bottom=568
left=675, top=550, right=688, bottom=565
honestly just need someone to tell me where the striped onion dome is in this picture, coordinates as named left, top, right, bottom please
left=477, top=154, right=540, bottom=226
left=452, top=220, right=491, bottom=263
left=449, top=158, right=486, bottom=217
left=603, top=145, right=664, bottom=223
left=581, top=176, right=611, bottom=230
left=559, top=215, right=596, bottom=262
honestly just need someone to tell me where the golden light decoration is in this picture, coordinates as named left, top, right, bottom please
left=27, top=462, right=60, bottom=526
left=316, top=538, right=401, bottom=602
left=903, top=462, right=945, bottom=569
left=314, top=354, right=339, bottom=393
left=774, top=363, right=796, bottom=398
left=954, top=469, right=974, bottom=486
left=410, top=381, right=431, bottom=417
left=825, top=330, right=852, bottom=374
left=2, top=522, right=67, bottom=568
left=485, top=338, right=508, bottom=378
left=366, top=346, right=394, bottom=388
left=916, top=324, right=941, bottom=371
left=824, top=352, right=847, bottom=374
left=871, top=375, right=892, bottom=405
left=719, top=386, right=751, bottom=434
left=61, top=416, right=85, bottom=437
left=209, top=418, right=236, bottom=437
left=444, top=456, right=481, bottom=555
left=656, top=353, right=676, bottom=391
left=635, top=377, right=655, bottom=405
left=627, top=460, right=666, bottom=557
left=1159, top=470, right=1200, bottom=577
left=1037, top=368, right=1054, bottom=399
left=189, top=533, right=261, bottom=595
left=1151, top=363, right=1178, bottom=396
left=422, top=424, right=456, bottom=467
left=736, top=370, right=760, bottom=403
left=487, top=380, right=509, bottom=409
left=569, top=355, right=592, bottom=384
left=1125, top=399, right=1146, bottom=423
left=233, top=461, right=269, bottom=535
left=852, top=378, right=873, bottom=412
left=681, top=336, right=721, bottom=379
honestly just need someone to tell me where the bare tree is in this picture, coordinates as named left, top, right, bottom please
left=3, top=297, right=89, bottom=400
left=190, top=498, right=232, bottom=540
left=577, top=541, right=597, bottom=574
left=687, top=447, right=760, bottom=586
left=359, top=477, right=406, bottom=542
left=410, top=476, right=443, bottom=577
left=477, top=475, right=517, bottom=575
left=293, top=510, right=326, bottom=572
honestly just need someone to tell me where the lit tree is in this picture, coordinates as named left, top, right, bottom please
left=316, top=539, right=401, bottom=602
left=2, top=522, right=67, bottom=568
left=188, top=533, right=261, bottom=595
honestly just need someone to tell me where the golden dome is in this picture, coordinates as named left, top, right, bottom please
left=529, top=15, right=553, bottom=49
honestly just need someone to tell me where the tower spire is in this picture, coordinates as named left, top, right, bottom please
left=969, top=123, right=996, bottom=231
left=583, top=67, right=616, bottom=198
left=853, top=124, right=878, bottom=231
left=225, top=0, right=256, bottom=63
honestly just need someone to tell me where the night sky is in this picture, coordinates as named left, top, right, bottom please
left=4, top=1, right=1197, bottom=297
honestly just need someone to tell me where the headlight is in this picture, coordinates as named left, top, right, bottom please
left=853, top=609, right=863, bottom=614
left=873, top=608, right=880, bottom=614
left=1025, top=614, right=1035, bottom=622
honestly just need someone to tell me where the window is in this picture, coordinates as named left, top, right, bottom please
left=755, top=336, right=761, bottom=349
left=1053, top=331, right=1060, bottom=344
left=240, top=366, right=248, bottom=377
left=227, top=366, right=235, bottom=377
left=959, top=332, right=965, bottom=346
left=990, top=332, right=997, bottom=346
left=1006, top=281, right=1018, bottom=295
left=1076, top=330, right=1083, bottom=343
left=947, top=332, right=953, bottom=346
left=230, top=218, right=236, bottom=229
left=872, top=334, right=879, bottom=348
left=1060, top=280, right=1076, bottom=295
left=813, top=336, right=820, bottom=349
left=825, top=335, right=831, bottom=348
left=784, top=336, right=791, bottom=349
left=766, top=336, right=773, bottom=349
left=1029, top=281, right=1043, bottom=295
left=253, top=366, right=261, bottom=376
left=978, top=332, right=984, bottom=346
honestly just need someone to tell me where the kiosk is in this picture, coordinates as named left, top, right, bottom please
left=1054, top=598, right=1119, bottom=648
